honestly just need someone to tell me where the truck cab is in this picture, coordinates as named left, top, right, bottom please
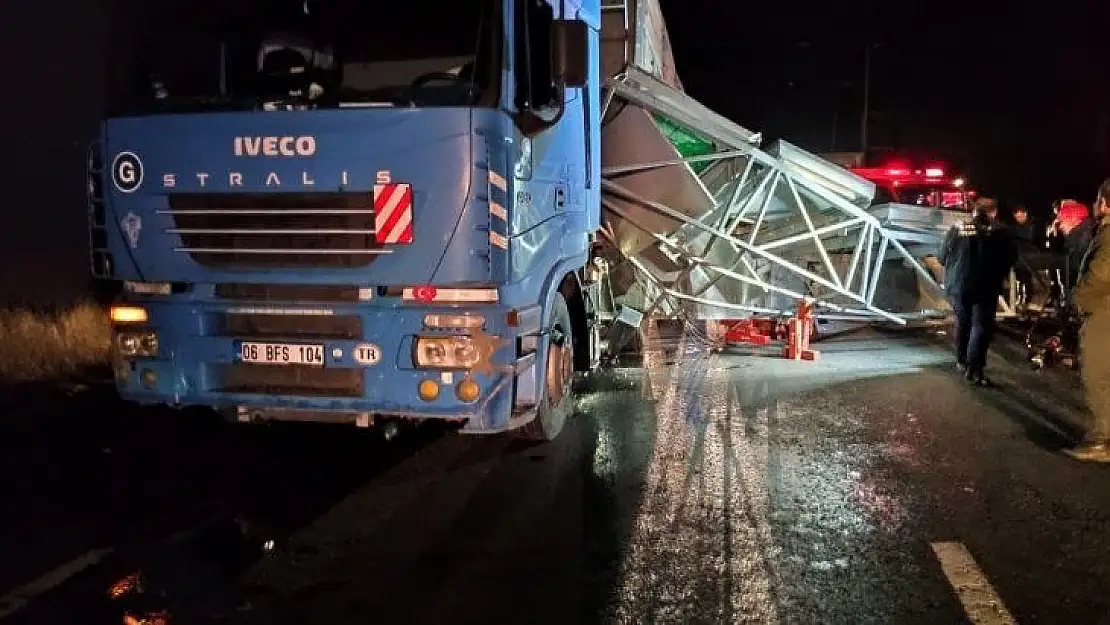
left=89, top=0, right=602, bottom=440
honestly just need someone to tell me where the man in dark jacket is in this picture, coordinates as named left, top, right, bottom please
left=1011, top=204, right=1034, bottom=245
left=938, top=203, right=1019, bottom=385
left=1067, top=179, right=1110, bottom=463
left=1010, top=204, right=1036, bottom=306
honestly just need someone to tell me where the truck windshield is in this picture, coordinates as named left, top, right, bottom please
left=107, top=0, right=500, bottom=115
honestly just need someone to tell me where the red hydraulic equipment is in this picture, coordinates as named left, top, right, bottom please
left=723, top=318, right=776, bottom=346
left=718, top=300, right=820, bottom=361
left=784, top=300, right=819, bottom=361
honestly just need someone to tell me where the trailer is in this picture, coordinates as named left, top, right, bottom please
left=89, top=0, right=961, bottom=443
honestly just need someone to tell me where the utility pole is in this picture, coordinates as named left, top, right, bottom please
left=861, top=44, right=871, bottom=154
left=830, top=81, right=850, bottom=152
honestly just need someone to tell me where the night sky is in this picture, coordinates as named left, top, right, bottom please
left=0, top=0, right=1105, bottom=305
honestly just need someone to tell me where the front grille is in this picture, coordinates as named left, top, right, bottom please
left=215, top=283, right=367, bottom=303
left=214, top=313, right=362, bottom=340
left=165, top=193, right=387, bottom=269
left=214, top=363, right=363, bottom=397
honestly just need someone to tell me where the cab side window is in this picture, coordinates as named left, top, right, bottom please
left=514, top=0, right=557, bottom=111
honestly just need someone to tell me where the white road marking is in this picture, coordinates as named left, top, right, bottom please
left=0, top=548, right=114, bottom=619
left=931, top=541, right=1017, bottom=625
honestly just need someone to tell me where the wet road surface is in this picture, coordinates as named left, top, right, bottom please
left=1, top=327, right=1108, bottom=624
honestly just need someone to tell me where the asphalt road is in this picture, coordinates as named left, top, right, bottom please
left=1, top=327, right=1108, bottom=625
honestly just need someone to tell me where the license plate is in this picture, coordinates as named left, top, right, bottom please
left=239, top=342, right=325, bottom=366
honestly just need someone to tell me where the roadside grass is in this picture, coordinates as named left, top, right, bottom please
left=0, top=301, right=111, bottom=383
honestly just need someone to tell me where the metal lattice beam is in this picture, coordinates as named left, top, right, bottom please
left=599, top=65, right=964, bottom=326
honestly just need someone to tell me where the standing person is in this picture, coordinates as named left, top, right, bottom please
left=1010, top=204, right=1036, bottom=306
left=938, top=201, right=1019, bottom=386
left=1042, top=200, right=1082, bottom=306
left=975, top=197, right=1000, bottom=224
left=1054, top=199, right=1095, bottom=299
left=1011, top=204, right=1034, bottom=245
left=1067, top=179, right=1110, bottom=462
left=1045, top=200, right=1062, bottom=252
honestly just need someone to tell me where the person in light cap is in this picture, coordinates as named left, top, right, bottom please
left=1067, top=179, right=1110, bottom=462
left=938, top=201, right=1018, bottom=386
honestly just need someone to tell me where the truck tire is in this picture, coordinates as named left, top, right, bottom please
left=517, top=292, right=574, bottom=442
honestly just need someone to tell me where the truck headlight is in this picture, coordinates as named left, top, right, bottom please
left=414, top=336, right=480, bottom=369
left=116, top=330, right=159, bottom=357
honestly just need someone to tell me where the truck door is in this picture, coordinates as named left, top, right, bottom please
left=512, top=0, right=588, bottom=236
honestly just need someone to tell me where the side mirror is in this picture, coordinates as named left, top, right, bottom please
left=554, top=19, right=588, bottom=88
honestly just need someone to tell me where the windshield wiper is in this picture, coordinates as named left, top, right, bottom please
left=336, top=86, right=412, bottom=107
left=137, top=94, right=260, bottom=113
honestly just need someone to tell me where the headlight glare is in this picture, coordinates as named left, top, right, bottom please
left=115, top=330, right=159, bottom=358
left=414, top=336, right=481, bottom=369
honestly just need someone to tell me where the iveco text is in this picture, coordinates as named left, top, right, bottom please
left=233, top=136, right=317, bottom=157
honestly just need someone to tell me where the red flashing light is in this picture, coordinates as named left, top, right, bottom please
left=884, top=165, right=911, bottom=177
left=412, top=285, right=438, bottom=303
left=925, top=167, right=944, bottom=178
left=941, top=191, right=964, bottom=207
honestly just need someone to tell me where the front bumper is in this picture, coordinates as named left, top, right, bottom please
left=111, top=299, right=544, bottom=432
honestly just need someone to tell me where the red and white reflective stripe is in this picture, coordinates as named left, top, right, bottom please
left=373, top=183, right=414, bottom=244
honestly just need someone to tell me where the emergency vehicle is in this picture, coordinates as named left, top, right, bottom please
left=850, top=162, right=974, bottom=211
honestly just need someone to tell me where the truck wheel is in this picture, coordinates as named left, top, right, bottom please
left=518, top=292, right=574, bottom=442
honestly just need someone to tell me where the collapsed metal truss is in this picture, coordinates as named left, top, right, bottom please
left=596, top=65, right=961, bottom=326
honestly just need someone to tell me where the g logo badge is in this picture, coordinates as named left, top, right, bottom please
left=111, top=152, right=143, bottom=193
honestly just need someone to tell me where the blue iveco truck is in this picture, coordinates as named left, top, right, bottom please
left=90, top=1, right=945, bottom=439
left=89, top=0, right=785, bottom=440
left=90, top=0, right=610, bottom=441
